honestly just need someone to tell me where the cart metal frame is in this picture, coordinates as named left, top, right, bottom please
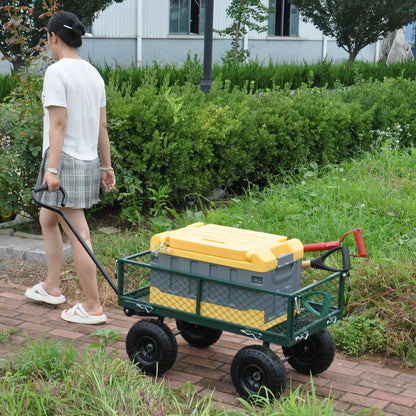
left=116, top=250, right=348, bottom=347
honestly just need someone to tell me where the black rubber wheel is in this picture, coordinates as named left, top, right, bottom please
left=282, top=328, right=336, bottom=375
left=126, top=319, right=178, bottom=375
left=231, top=345, right=286, bottom=400
left=176, top=320, right=222, bottom=348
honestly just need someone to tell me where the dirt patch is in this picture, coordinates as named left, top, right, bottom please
left=0, top=257, right=46, bottom=288
left=0, top=257, right=118, bottom=308
left=0, top=209, right=122, bottom=307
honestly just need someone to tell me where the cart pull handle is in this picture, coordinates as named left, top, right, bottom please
left=302, top=246, right=351, bottom=273
left=32, top=184, right=68, bottom=208
left=31, top=185, right=118, bottom=294
left=303, top=228, right=367, bottom=257
left=301, top=291, right=332, bottom=318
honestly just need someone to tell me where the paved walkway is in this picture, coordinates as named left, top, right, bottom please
left=1, top=282, right=416, bottom=415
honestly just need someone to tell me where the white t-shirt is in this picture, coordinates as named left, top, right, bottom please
left=42, top=58, right=106, bottom=160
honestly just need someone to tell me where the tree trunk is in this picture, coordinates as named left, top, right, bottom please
left=12, top=56, right=25, bottom=73
left=233, top=20, right=242, bottom=60
left=232, top=0, right=244, bottom=61
left=348, top=50, right=359, bottom=67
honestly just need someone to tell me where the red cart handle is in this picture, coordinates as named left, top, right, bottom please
left=303, top=228, right=367, bottom=258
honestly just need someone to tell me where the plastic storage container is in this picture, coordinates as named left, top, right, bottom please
left=149, top=223, right=304, bottom=329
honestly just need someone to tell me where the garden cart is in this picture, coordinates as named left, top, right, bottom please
left=32, top=185, right=361, bottom=400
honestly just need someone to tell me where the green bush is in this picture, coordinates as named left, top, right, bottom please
left=343, top=78, right=416, bottom=146
left=330, top=314, right=390, bottom=356
left=105, top=76, right=416, bottom=222
left=0, top=78, right=43, bottom=219
left=0, top=73, right=17, bottom=101
left=3, top=59, right=416, bottom=222
left=98, top=53, right=203, bottom=92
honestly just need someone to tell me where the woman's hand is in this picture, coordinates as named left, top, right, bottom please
left=43, top=171, right=60, bottom=192
left=101, top=169, right=116, bottom=192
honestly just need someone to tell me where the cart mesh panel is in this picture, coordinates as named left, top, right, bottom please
left=117, top=254, right=151, bottom=302
left=269, top=274, right=342, bottom=336
left=117, top=253, right=344, bottom=338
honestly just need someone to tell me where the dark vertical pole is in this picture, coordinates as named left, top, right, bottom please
left=200, top=0, right=214, bottom=94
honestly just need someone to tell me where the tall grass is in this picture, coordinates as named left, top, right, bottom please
left=180, top=144, right=416, bottom=365
left=186, top=144, right=415, bottom=263
left=0, top=336, right=349, bottom=416
left=89, top=142, right=415, bottom=365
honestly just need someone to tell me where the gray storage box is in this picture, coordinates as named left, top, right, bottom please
left=149, top=223, right=304, bottom=329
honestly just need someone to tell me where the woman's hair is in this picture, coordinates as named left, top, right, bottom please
left=47, top=11, right=85, bottom=48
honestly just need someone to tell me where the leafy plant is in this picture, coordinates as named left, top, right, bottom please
left=88, top=328, right=121, bottom=351
left=1, top=336, right=77, bottom=383
left=0, top=0, right=124, bottom=72
left=330, top=314, right=389, bottom=356
left=0, top=1, right=53, bottom=219
left=0, top=329, right=17, bottom=343
left=0, top=73, right=17, bottom=100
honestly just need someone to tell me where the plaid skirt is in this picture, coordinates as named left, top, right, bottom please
left=36, top=149, right=101, bottom=209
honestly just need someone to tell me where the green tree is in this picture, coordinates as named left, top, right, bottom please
left=0, top=0, right=124, bottom=72
left=215, top=0, right=270, bottom=64
left=291, top=0, right=416, bottom=67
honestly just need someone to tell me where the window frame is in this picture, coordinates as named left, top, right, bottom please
left=169, top=0, right=205, bottom=35
left=268, top=0, right=299, bottom=37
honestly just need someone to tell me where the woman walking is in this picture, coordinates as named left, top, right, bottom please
left=25, top=11, right=116, bottom=324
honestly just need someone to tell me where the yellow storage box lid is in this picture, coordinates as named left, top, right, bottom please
left=151, top=223, right=304, bottom=273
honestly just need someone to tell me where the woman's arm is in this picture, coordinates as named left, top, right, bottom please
left=43, top=105, right=66, bottom=192
left=98, top=106, right=116, bottom=193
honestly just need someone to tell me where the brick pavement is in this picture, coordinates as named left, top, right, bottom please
left=1, top=282, right=416, bottom=416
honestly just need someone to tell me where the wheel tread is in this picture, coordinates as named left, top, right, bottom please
left=126, top=318, right=178, bottom=375
left=231, top=345, right=286, bottom=399
left=282, top=328, right=335, bottom=375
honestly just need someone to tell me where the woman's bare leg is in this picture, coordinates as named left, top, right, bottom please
left=59, top=208, right=103, bottom=315
left=39, top=207, right=64, bottom=297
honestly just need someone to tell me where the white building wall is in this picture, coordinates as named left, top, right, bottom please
left=142, top=0, right=170, bottom=37
left=82, top=0, right=379, bottom=67
left=298, top=16, right=326, bottom=40
left=0, top=1, right=382, bottom=74
left=91, top=0, right=136, bottom=37
left=213, top=0, right=232, bottom=35
left=91, top=0, right=287, bottom=40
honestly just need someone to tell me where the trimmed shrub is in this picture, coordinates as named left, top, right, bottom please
left=2, top=60, right=416, bottom=222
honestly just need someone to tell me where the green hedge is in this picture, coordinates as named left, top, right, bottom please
left=102, top=77, right=416, bottom=222
left=98, top=57, right=416, bottom=94
left=4, top=57, right=416, bottom=101
left=2, top=68, right=416, bottom=222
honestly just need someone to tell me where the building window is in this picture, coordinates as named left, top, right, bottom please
left=170, top=0, right=205, bottom=35
left=268, top=0, right=298, bottom=37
